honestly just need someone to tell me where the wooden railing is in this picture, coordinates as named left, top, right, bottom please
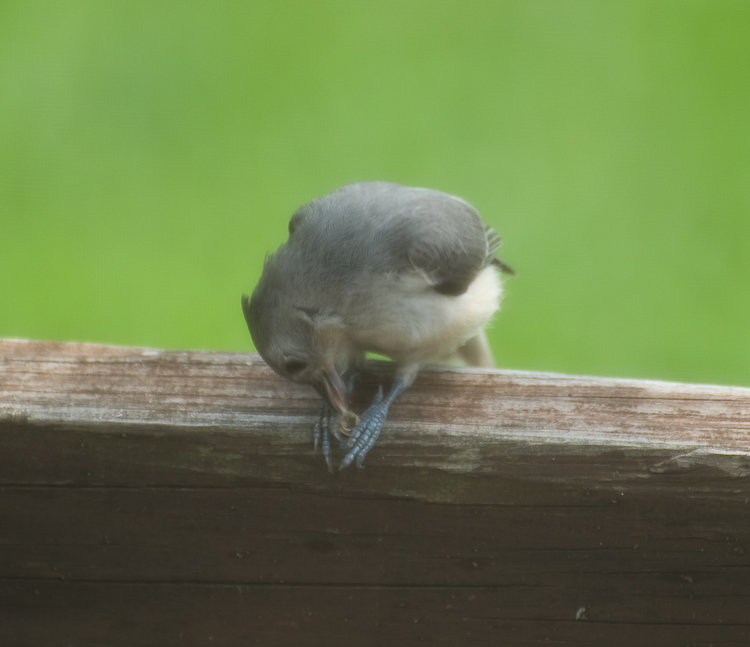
left=2, top=338, right=750, bottom=645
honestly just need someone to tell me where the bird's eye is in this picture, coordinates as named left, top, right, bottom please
left=284, top=359, right=308, bottom=375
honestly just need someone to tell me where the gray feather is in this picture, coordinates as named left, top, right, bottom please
left=280, top=182, right=511, bottom=298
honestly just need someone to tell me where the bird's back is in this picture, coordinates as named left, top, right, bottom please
left=286, top=182, right=495, bottom=285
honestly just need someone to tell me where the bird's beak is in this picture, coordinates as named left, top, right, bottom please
left=314, top=368, right=349, bottom=414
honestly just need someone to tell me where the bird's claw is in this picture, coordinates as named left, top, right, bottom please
left=313, top=371, right=361, bottom=473
left=339, top=386, right=387, bottom=471
left=315, top=377, right=394, bottom=472
left=313, top=403, right=359, bottom=473
left=314, top=403, right=337, bottom=473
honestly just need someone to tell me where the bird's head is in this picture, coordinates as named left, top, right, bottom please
left=242, top=290, right=350, bottom=416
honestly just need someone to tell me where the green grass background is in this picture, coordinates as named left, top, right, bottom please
left=1, top=1, right=748, bottom=386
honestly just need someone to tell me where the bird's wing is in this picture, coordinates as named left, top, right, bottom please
left=286, top=182, right=514, bottom=296
left=402, top=191, right=512, bottom=296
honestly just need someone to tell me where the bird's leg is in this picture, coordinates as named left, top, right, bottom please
left=313, top=403, right=336, bottom=472
left=339, top=365, right=418, bottom=470
left=313, top=370, right=359, bottom=472
left=455, top=330, right=495, bottom=368
left=338, top=380, right=404, bottom=470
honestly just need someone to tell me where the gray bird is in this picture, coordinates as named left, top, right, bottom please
left=242, top=181, right=513, bottom=471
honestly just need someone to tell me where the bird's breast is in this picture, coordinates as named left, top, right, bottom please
left=345, top=265, right=502, bottom=364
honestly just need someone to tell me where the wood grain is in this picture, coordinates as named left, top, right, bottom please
left=2, top=338, right=750, bottom=646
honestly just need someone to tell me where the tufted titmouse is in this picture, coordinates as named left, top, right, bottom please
left=242, top=181, right=513, bottom=471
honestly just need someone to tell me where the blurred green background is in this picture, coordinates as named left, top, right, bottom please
left=1, top=1, right=748, bottom=386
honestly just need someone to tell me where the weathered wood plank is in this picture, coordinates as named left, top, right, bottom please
left=2, top=338, right=750, bottom=501
left=2, top=580, right=749, bottom=647
left=2, top=338, right=750, bottom=646
left=2, top=486, right=750, bottom=590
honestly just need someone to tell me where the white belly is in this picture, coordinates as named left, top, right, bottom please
left=347, top=265, right=502, bottom=364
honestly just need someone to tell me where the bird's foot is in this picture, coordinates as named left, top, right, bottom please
left=339, top=386, right=388, bottom=470
left=313, top=371, right=359, bottom=472
left=313, top=403, right=347, bottom=473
